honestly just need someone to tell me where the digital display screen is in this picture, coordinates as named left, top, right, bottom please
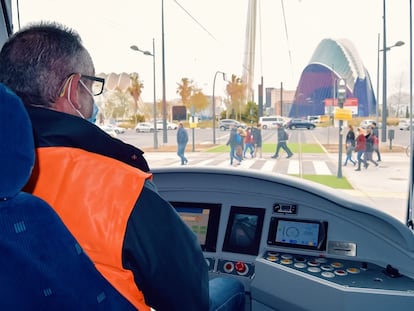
left=170, top=202, right=221, bottom=252
left=222, top=206, right=265, bottom=255
left=276, top=220, right=319, bottom=247
left=268, top=217, right=328, bottom=251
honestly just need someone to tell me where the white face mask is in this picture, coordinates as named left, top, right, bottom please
left=79, top=79, right=99, bottom=123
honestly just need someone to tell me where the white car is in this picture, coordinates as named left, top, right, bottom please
left=360, top=119, right=381, bottom=129
left=98, top=125, right=118, bottom=137
left=106, top=124, right=125, bottom=134
left=156, top=121, right=178, bottom=130
left=135, top=122, right=155, bottom=133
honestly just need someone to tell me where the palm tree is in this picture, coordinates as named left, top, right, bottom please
left=176, top=78, right=194, bottom=109
left=127, top=73, right=144, bottom=124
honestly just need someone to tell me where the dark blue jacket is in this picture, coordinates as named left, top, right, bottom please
left=25, top=106, right=209, bottom=311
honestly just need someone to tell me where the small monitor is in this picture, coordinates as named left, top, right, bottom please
left=222, top=206, right=265, bottom=256
left=267, top=217, right=328, bottom=251
left=170, top=202, right=221, bottom=252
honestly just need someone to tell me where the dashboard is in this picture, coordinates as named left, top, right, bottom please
left=152, top=167, right=414, bottom=311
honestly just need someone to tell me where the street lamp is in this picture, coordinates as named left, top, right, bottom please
left=212, top=71, right=226, bottom=144
left=161, top=0, right=167, bottom=144
left=130, top=39, right=158, bottom=149
left=381, top=0, right=405, bottom=142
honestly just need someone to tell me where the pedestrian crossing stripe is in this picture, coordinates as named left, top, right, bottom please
left=145, top=153, right=334, bottom=175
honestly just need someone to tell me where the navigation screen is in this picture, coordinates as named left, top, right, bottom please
left=175, top=207, right=209, bottom=245
left=223, top=206, right=265, bottom=255
left=170, top=202, right=221, bottom=252
left=268, top=217, right=328, bottom=251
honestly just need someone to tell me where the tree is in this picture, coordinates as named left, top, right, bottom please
left=176, top=78, right=194, bottom=108
left=176, top=78, right=208, bottom=113
left=225, top=74, right=247, bottom=120
left=190, top=90, right=209, bottom=112
left=127, top=73, right=144, bottom=123
left=103, top=87, right=131, bottom=120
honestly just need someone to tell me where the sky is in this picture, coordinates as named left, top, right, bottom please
left=12, top=0, right=412, bottom=103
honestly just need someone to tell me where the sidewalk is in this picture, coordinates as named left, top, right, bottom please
left=329, top=152, right=410, bottom=223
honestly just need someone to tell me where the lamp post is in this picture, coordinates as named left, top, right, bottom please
left=130, top=40, right=158, bottom=149
left=337, top=78, right=346, bottom=178
left=381, top=0, right=405, bottom=142
left=378, top=39, right=405, bottom=142
left=161, top=0, right=167, bottom=143
left=212, top=71, right=226, bottom=144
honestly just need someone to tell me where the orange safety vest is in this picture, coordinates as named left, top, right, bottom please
left=25, top=147, right=152, bottom=311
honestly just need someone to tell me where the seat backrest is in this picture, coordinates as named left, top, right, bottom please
left=0, top=83, right=136, bottom=310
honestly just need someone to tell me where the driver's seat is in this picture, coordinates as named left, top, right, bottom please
left=0, top=83, right=136, bottom=310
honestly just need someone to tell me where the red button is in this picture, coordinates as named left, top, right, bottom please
left=235, top=262, right=246, bottom=273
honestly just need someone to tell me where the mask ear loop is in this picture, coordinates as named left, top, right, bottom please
left=59, top=73, right=85, bottom=119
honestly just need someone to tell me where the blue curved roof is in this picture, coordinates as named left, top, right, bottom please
left=290, top=38, right=376, bottom=117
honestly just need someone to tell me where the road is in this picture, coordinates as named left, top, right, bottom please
left=118, top=125, right=410, bottom=151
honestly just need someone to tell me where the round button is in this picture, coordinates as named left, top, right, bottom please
left=331, top=262, right=343, bottom=268
left=235, top=261, right=249, bottom=276
left=267, top=251, right=279, bottom=257
left=321, top=265, right=334, bottom=271
left=223, top=262, right=234, bottom=273
left=321, top=271, right=335, bottom=278
left=281, top=254, right=293, bottom=260
left=294, top=262, right=307, bottom=269
left=334, top=269, right=348, bottom=276
left=307, top=260, right=320, bottom=267
left=346, top=267, right=360, bottom=274
left=307, top=267, right=321, bottom=273
left=281, top=259, right=293, bottom=265
left=266, top=255, right=278, bottom=262
left=294, top=256, right=306, bottom=262
left=315, top=257, right=328, bottom=263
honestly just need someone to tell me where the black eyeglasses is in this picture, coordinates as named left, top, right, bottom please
left=80, top=74, right=105, bottom=96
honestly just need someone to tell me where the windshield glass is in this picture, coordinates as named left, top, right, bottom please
left=6, top=0, right=413, bottom=226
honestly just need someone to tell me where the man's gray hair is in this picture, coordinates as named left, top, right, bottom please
left=0, top=21, right=94, bottom=107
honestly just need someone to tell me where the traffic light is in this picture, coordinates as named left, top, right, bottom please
left=337, top=79, right=346, bottom=107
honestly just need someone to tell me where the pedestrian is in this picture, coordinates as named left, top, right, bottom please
left=354, top=127, right=368, bottom=171
left=0, top=21, right=245, bottom=311
left=252, top=123, right=263, bottom=158
left=365, top=126, right=379, bottom=167
left=243, top=127, right=255, bottom=158
left=226, top=124, right=239, bottom=165
left=271, top=123, right=293, bottom=159
left=235, top=127, right=245, bottom=163
left=177, top=122, right=188, bottom=165
left=371, top=122, right=382, bottom=161
left=344, top=124, right=356, bottom=166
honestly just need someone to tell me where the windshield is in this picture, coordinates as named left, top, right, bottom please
left=3, top=0, right=413, bottom=227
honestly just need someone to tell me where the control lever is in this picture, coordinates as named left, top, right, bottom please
left=382, top=264, right=401, bottom=278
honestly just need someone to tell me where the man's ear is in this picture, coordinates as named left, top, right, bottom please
left=59, top=73, right=82, bottom=109
left=54, top=73, right=82, bottom=112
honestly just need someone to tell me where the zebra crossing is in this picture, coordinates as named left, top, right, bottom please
left=143, top=152, right=338, bottom=176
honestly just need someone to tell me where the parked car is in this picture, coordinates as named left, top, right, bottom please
left=307, top=115, right=321, bottom=124
left=135, top=122, right=155, bottom=133
left=398, top=118, right=414, bottom=130
left=218, top=119, right=246, bottom=131
left=156, top=120, right=178, bottom=130
left=98, top=125, right=118, bottom=137
left=286, top=118, right=316, bottom=130
left=360, top=119, right=382, bottom=129
left=259, top=115, right=285, bottom=129
left=106, top=124, right=125, bottom=134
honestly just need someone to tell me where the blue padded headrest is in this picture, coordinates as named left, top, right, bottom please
left=0, top=83, right=35, bottom=198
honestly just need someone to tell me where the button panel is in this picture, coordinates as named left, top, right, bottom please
left=263, top=251, right=414, bottom=291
